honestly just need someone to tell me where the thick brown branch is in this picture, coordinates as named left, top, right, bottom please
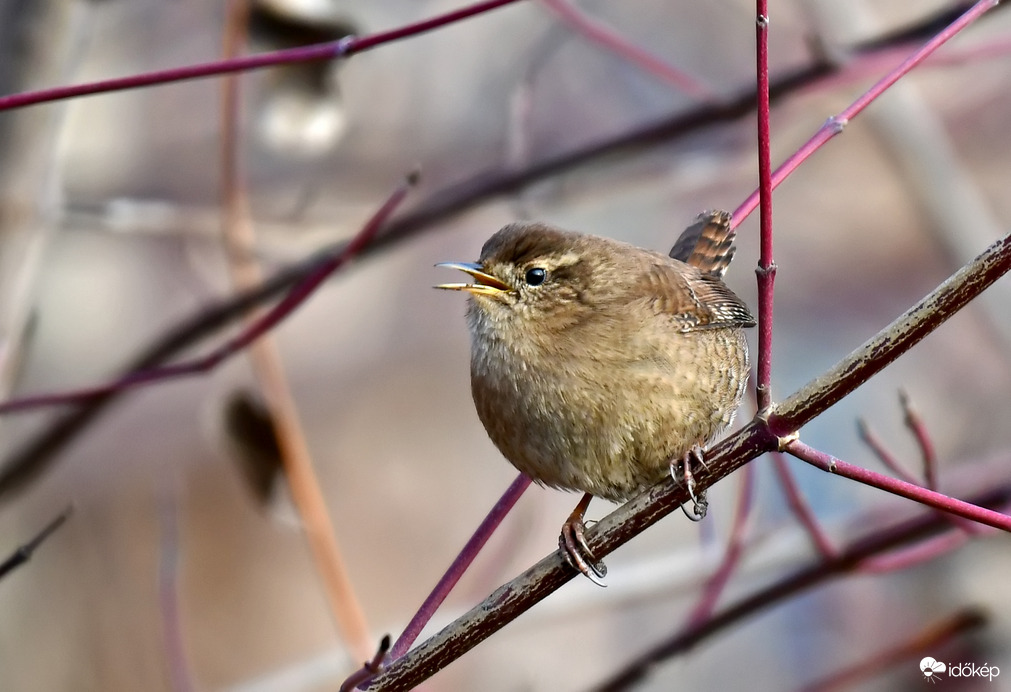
left=769, top=231, right=1011, bottom=435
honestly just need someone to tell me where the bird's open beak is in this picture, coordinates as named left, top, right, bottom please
left=435, top=262, right=511, bottom=296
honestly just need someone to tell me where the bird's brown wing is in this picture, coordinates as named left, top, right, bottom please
left=668, top=209, right=737, bottom=279
left=642, top=262, right=756, bottom=331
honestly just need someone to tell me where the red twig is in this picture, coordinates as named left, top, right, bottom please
left=860, top=530, right=973, bottom=574
left=536, top=0, right=716, bottom=100
left=900, top=390, right=938, bottom=490
left=683, top=463, right=756, bottom=628
left=731, top=0, right=1000, bottom=226
left=389, top=474, right=532, bottom=660
left=340, top=474, right=531, bottom=690
left=0, top=174, right=417, bottom=415
left=796, top=609, right=986, bottom=692
left=785, top=440, right=1011, bottom=532
left=753, top=2, right=775, bottom=413
left=770, top=453, right=836, bottom=559
left=0, top=0, right=525, bottom=112
left=856, top=417, right=920, bottom=484
left=857, top=396, right=979, bottom=538
left=339, top=635, right=392, bottom=692
left=157, top=486, right=194, bottom=692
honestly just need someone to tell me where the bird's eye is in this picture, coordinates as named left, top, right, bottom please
left=524, top=267, right=547, bottom=286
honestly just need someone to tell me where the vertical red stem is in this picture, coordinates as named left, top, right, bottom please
left=754, top=3, right=775, bottom=412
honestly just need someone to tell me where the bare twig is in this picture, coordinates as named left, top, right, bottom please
left=536, top=0, right=715, bottom=100
left=770, top=453, right=836, bottom=559
left=900, top=390, right=938, bottom=490
left=218, top=0, right=372, bottom=660
left=682, top=463, right=756, bottom=628
left=797, top=609, right=986, bottom=692
left=389, top=474, right=532, bottom=660
left=0, top=506, right=72, bottom=580
left=592, top=492, right=1006, bottom=692
left=0, top=0, right=526, bottom=112
left=0, top=174, right=416, bottom=416
left=785, top=440, right=1011, bottom=532
left=754, top=1, right=775, bottom=412
left=857, top=416, right=920, bottom=484
left=731, top=0, right=1002, bottom=225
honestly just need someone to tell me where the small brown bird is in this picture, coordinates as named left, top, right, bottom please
left=437, top=210, right=755, bottom=584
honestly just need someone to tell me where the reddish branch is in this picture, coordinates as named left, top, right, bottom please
left=0, top=0, right=526, bottom=112
left=785, top=440, right=1011, bottom=532
left=796, top=609, right=986, bottom=692
left=0, top=173, right=416, bottom=415
left=754, top=2, right=775, bottom=412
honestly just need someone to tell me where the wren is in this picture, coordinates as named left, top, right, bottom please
left=437, top=210, right=755, bottom=584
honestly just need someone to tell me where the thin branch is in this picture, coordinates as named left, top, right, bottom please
left=731, top=0, right=1002, bottom=225
left=592, top=489, right=1008, bottom=692
left=389, top=474, right=532, bottom=660
left=859, top=530, right=973, bottom=574
left=857, top=416, right=920, bottom=484
left=785, top=440, right=1011, bottom=532
left=770, top=453, right=836, bottom=559
left=857, top=396, right=981, bottom=536
left=0, top=0, right=525, bottom=112
left=0, top=173, right=416, bottom=416
left=218, top=0, right=372, bottom=661
left=682, top=462, right=756, bottom=628
left=797, top=609, right=987, bottom=692
left=753, top=2, right=775, bottom=412
left=536, top=0, right=716, bottom=100
left=900, top=390, right=938, bottom=490
left=0, top=506, right=72, bottom=580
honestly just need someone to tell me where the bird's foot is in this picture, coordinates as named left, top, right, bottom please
left=671, top=445, right=709, bottom=521
left=559, top=493, right=607, bottom=587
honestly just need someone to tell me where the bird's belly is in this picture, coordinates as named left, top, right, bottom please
left=471, top=332, right=748, bottom=501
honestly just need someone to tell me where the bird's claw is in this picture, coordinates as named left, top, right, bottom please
left=672, top=445, right=709, bottom=521
left=559, top=517, right=608, bottom=587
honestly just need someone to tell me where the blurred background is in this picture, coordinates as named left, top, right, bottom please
left=1, top=0, right=1011, bottom=690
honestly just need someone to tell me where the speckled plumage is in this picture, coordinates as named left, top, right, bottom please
left=442, top=211, right=755, bottom=502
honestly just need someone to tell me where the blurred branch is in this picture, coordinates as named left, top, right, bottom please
left=0, top=506, right=72, bottom=580
left=536, top=0, right=716, bottom=100
left=218, top=0, right=372, bottom=661
left=796, top=609, right=987, bottom=692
